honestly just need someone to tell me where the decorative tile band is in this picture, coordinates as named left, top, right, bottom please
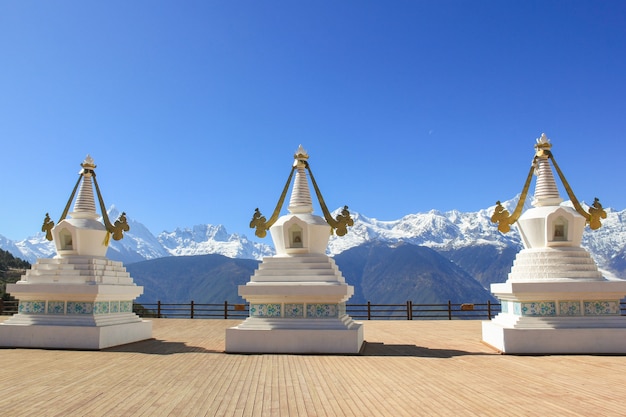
left=94, top=301, right=110, bottom=315
left=521, top=301, right=556, bottom=316
left=67, top=302, right=94, bottom=315
left=47, top=301, right=65, bottom=315
left=512, top=301, right=556, bottom=317
left=284, top=304, right=304, bottom=318
left=338, top=303, right=346, bottom=316
left=559, top=301, right=581, bottom=316
left=506, top=300, right=621, bottom=317
left=307, top=303, right=339, bottom=319
left=18, top=300, right=135, bottom=315
left=18, top=301, right=46, bottom=314
left=248, top=303, right=344, bottom=319
left=250, top=303, right=281, bottom=318
left=583, top=300, right=620, bottom=316
left=120, top=301, right=133, bottom=313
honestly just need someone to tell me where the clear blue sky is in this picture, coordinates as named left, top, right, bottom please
left=1, top=1, right=625, bottom=241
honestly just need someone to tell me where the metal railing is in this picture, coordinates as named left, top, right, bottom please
left=347, top=301, right=500, bottom=320
left=133, top=300, right=501, bottom=320
left=3, top=300, right=626, bottom=320
left=133, top=301, right=249, bottom=319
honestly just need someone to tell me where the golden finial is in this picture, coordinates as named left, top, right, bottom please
left=534, top=133, right=553, bottom=161
left=294, top=144, right=309, bottom=160
left=293, top=145, right=309, bottom=169
left=80, top=154, right=97, bottom=171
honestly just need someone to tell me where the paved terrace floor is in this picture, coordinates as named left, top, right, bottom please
left=1, top=318, right=625, bottom=416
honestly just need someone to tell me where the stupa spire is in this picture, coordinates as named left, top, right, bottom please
left=41, top=155, right=130, bottom=243
left=249, top=145, right=353, bottom=238
left=72, top=155, right=99, bottom=219
left=532, top=134, right=563, bottom=207
left=288, top=145, right=314, bottom=214
left=491, top=133, right=606, bottom=233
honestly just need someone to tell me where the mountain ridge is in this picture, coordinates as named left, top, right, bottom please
left=1, top=198, right=625, bottom=282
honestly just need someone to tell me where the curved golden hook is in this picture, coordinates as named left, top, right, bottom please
left=492, top=146, right=605, bottom=233
left=491, top=158, right=536, bottom=234
left=305, top=162, right=353, bottom=236
left=548, top=152, right=604, bottom=229
left=92, top=174, right=130, bottom=241
left=249, top=166, right=296, bottom=238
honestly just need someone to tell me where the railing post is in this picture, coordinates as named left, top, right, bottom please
left=448, top=300, right=452, bottom=320
left=406, top=301, right=411, bottom=320
left=367, top=301, right=371, bottom=320
left=487, top=300, right=492, bottom=320
left=157, top=300, right=161, bottom=318
left=191, top=300, right=195, bottom=319
left=224, top=301, right=228, bottom=319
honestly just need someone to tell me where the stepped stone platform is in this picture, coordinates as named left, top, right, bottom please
left=1, top=317, right=625, bottom=416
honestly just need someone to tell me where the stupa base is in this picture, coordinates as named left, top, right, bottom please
left=0, top=318, right=152, bottom=350
left=226, top=317, right=363, bottom=354
left=482, top=320, right=626, bottom=354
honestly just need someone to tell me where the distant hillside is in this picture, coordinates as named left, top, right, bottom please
left=127, top=242, right=495, bottom=305
left=335, top=242, right=496, bottom=305
left=0, top=248, right=30, bottom=271
left=436, top=244, right=521, bottom=287
left=126, top=254, right=259, bottom=305
left=0, top=248, right=30, bottom=302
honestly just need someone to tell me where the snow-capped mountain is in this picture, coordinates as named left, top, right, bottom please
left=0, top=206, right=273, bottom=264
left=157, top=224, right=273, bottom=260
left=2, top=199, right=625, bottom=281
left=326, top=198, right=528, bottom=255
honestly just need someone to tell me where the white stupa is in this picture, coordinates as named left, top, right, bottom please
left=482, top=134, right=626, bottom=353
left=0, top=156, right=152, bottom=350
left=226, top=146, right=363, bottom=353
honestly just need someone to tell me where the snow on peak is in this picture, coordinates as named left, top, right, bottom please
left=2, top=199, right=625, bottom=277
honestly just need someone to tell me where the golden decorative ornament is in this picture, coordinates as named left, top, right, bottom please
left=492, top=135, right=604, bottom=233
left=250, top=147, right=353, bottom=238
left=44, top=157, right=130, bottom=242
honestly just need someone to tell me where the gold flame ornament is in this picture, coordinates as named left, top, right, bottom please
left=41, top=213, right=54, bottom=241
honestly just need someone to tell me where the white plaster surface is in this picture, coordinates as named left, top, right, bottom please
left=482, top=137, right=626, bottom=354
left=226, top=325, right=363, bottom=354
left=1, top=256, right=151, bottom=349
left=482, top=321, right=626, bottom=354
left=0, top=320, right=152, bottom=350
left=0, top=156, right=152, bottom=350
left=226, top=148, right=362, bottom=353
